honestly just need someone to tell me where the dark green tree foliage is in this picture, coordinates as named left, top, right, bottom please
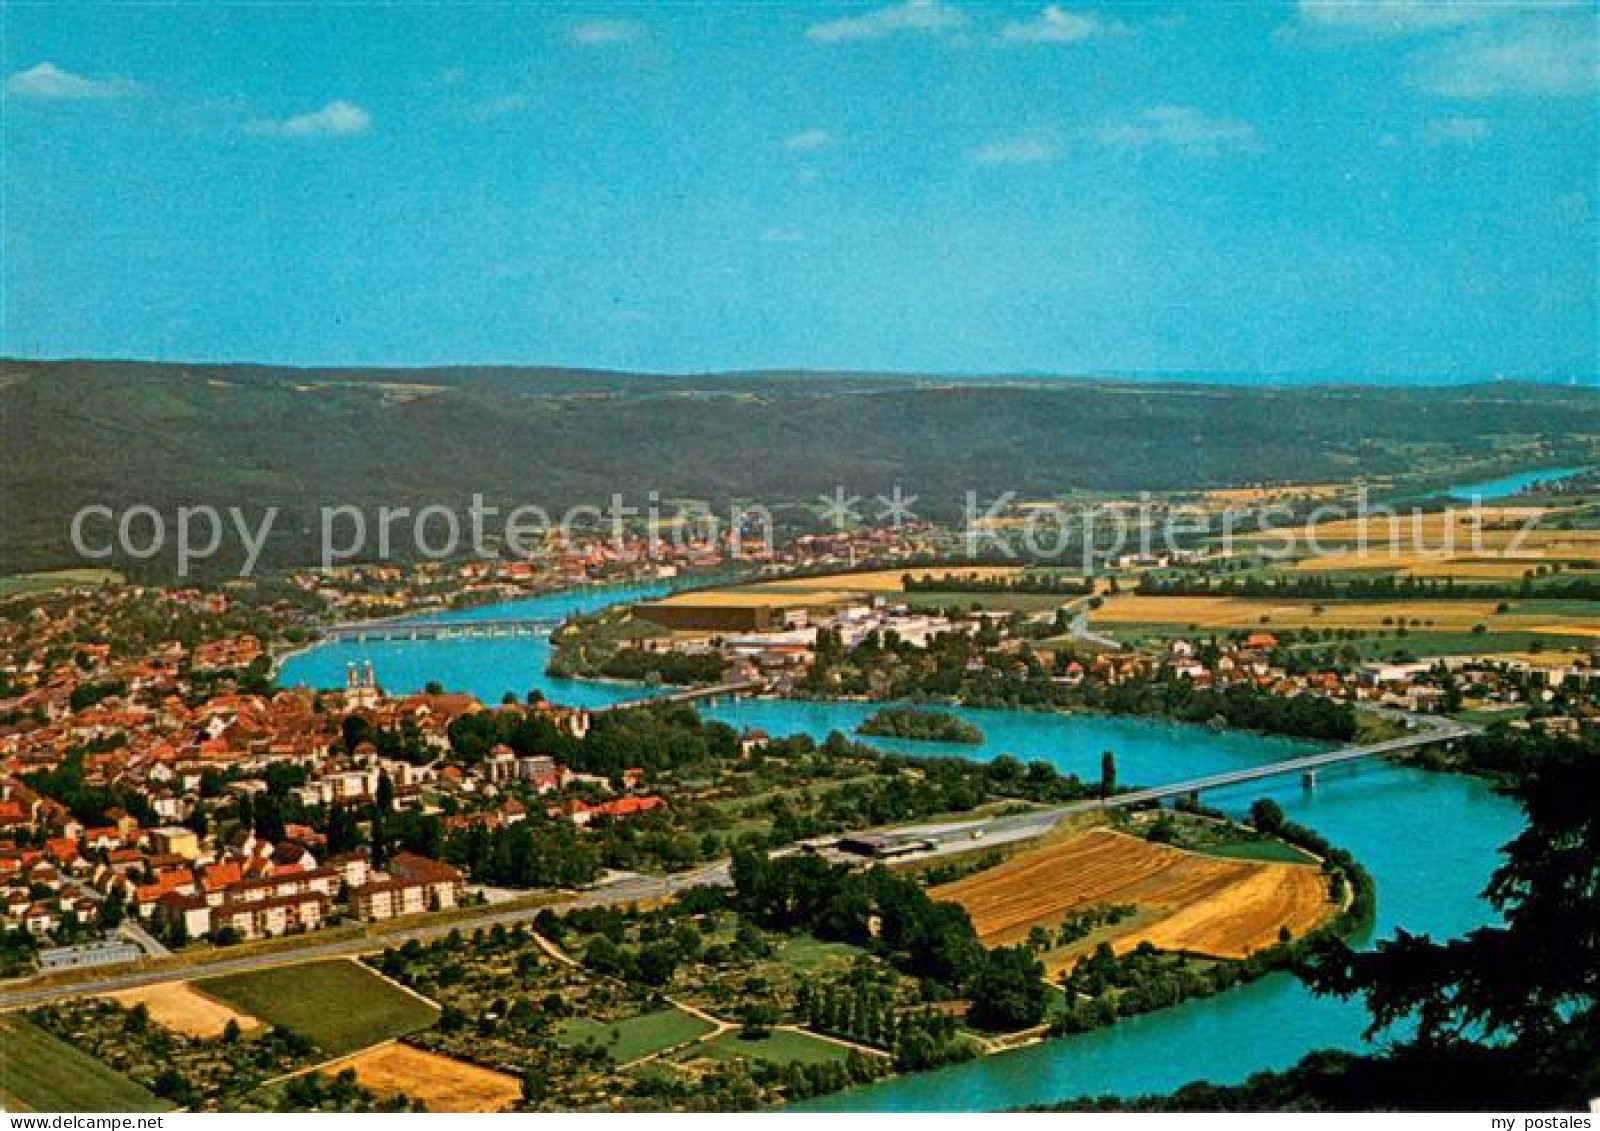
left=23, top=750, right=155, bottom=826
left=1303, top=739, right=1598, bottom=1096
left=1140, top=572, right=1600, bottom=603
left=730, top=850, right=1047, bottom=1030
left=966, top=945, right=1049, bottom=1030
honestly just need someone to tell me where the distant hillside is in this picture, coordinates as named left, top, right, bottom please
left=2, top=359, right=1596, bottom=572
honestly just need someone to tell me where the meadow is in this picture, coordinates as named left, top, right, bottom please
left=694, top=1028, right=854, bottom=1068
left=199, top=960, right=439, bottom=1058
left=0, top=1014, right=168, bottom=1112
left=553, top=1006, right=715, bottom=1065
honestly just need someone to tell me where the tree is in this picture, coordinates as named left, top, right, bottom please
left=635, top=941, right=679, bottom=986
left=100, top=886, right=125, bottom=929
left=520, top=1069, right=546, bottom=1104
left=1100, top=749, right=1117, bottom=800
left=1250, top=797, right=1286, bottom=835
left=967, top=945, right=1049, bottom=1031
left=1301, top=738, right=1600, bottom=1108
left=740, top=1001, right=779, bottom=1039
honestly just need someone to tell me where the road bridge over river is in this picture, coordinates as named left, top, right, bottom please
left=596, top=679, right=767, bottom=713
left=318, top=616, right=561, bottom=642
left=1100, top=719, right=1477, bottom=809
left=883, top=715, right=1479, bottom=855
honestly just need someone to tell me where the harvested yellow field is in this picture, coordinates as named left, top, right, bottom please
left=1201, top=483, right=1352, bottom=508
left=1283, top=553, right=1554, bottom=579
left=1251, top=506, right=1550, bottom=541
left=1476, top=649, right=1592, bottom=667
left=650, top=588, right=860, bottom=608
left=1093, top=593, right=1600, bottom=634
left=662, top=567, right=1030, bottom=606
left=757, top=566, right=1022, bottom=593
left=1527, top=624, right=1600, bottom=639
left=932, top=828, right=1330, bottom=963
left=332, top=1042, right=522, bottom=1113
left=1248, top=508, right=1600, bottom=561
left=106, top=982, right=261, bottom=1039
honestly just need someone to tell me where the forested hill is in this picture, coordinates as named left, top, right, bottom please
left=3, top=358, right=1597, bottom=571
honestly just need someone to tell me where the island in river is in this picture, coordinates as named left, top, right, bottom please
left=858, top=706, right=984, bottom=745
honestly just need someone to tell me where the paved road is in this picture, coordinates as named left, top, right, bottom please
left=0, top=710, right=1468, bottom=1011
left=1065, top=611, right=1122, bottom=651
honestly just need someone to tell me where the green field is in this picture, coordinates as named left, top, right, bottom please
left=1192, top=839, right=1319, bottom=865
left=198, top=960, right=438, bottom=1057
left=0, top=568, right=122, bottom=598
left=1453, top=705, right=1534, bottom=725
left=554, top=1007, right=714, bottom=1064
left=0, top=1015, right=169, bottom=1112
left=1332, top=630, right=1583, bottom=661
left=772, top=935, right=867, bottom=972
left=696, top=1028, right=852, bottom=1067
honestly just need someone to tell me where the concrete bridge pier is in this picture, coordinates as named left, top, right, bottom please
left=1302, top=769, right=1317, bottom=791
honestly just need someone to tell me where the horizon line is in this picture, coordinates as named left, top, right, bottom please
left=3, top=355, right=1595, bottom=390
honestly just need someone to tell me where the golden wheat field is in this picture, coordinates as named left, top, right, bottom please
left=648, top=588, right=863, bottom=608
left=747, top=566, right=1024, bottom=593
left=932, top=828, right=1332, bottom=964
left=1092, top=593, right=1600, bottom=635
left=329, top=1042, right=523, bottom=1113
left=105, top=982, right=261, bottom=1039
left=1246, top=508, right=1600, bottom=561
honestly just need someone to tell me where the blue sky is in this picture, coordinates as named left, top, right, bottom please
left=3, top=1, right=1596, bottom=379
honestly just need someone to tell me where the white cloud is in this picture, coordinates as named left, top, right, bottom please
left=6, top=61, right=143, bottom=100
left=806, top=0, right=967, bottom=43
left=1409, top=16, right=1597, bottom=97
left=1294, top=0, right=1500, bottom=38
left=971, top=136, right=1056, bottom=165
left=1422, top=115, right=1492, bottom=144
left=999, top=6, right=1120, bottom=45
left=247, top=100, right=372, bottom=138
left=784, top=128, right=836, bottom=150
left=759, top=226, right=806, bottom=244
left=567, top=18, right=645, bottom=47
left=1097, top=106, right=1259, bottom=156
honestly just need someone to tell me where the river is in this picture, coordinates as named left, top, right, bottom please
left=1445, top=465, right=1588, bottom=500
left=277, top=586, right=1523, bottom=1111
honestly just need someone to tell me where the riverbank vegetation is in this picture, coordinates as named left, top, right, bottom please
left=325, top=703, right=1101, bottom=885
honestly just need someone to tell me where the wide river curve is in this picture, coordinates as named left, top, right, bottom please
left=278, top=584, right=1522, bottom=1111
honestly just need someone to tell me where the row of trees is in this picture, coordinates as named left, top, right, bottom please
left=1141, top=572, right=1600, bottom=602
left=901, top=571, right=1092, bottom=595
